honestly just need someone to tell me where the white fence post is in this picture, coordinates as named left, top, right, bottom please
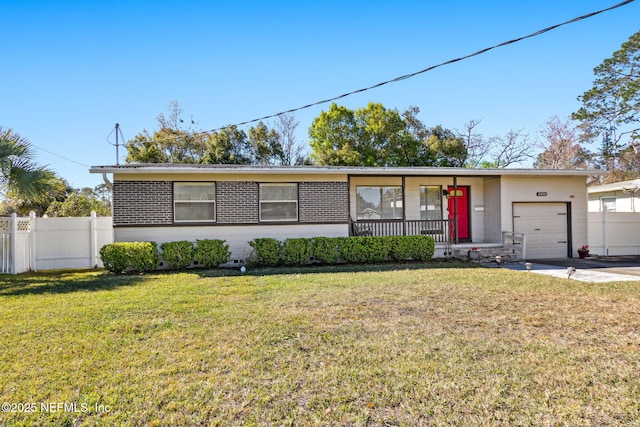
left=0, top=218, right=9, bottom=273
left=29, top=211, right=37, bottom=271
left=90, top=211, right=98, bottom=268
left=10, top=213, right=17, bottom=274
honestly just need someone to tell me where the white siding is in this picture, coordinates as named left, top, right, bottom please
left=514, top=203, right=568, bottom=258
left=501, top=176, right=588, bottom=257
left=588, top=190, right=639, bottom=213
left=404, top=177, right=455, bottom=221
left=115, top=224, right=349, bottom=263
left=483, top=177, right=501, bottom=242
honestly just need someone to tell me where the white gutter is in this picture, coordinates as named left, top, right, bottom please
left=89, top=164, right=601, bottom=177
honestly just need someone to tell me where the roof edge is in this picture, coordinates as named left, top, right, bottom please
left=90, top=164, right=604, bottom=177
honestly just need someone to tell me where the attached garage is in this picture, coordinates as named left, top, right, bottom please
left=513, top=202, right=570, bottom=259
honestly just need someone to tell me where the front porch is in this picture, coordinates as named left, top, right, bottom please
left=349, top=216, right=525, bottom=261
left=350, top=219, right=452, bottom=243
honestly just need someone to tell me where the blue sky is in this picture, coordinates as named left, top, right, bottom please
left=2, top=0, right=638, bottom=189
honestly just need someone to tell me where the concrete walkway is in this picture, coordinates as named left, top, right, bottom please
left=497, top=256, right=640, bottom=283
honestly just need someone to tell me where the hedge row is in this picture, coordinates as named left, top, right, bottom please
left=248, top=235, right=435, bottom=267
left=99, top=239, right=230, bottom=274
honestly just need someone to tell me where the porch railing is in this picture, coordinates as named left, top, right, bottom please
left=351, top=219, right=450, bottom=243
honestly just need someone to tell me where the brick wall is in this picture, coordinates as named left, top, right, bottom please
left=217, top=181, right=259, bottom=223
left=299, top=182, right=349, bottom=223
left=113, top=181, right=173, bottom=225
left=113, top=180, right=349, bottom=226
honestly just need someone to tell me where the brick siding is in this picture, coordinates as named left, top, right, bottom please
left=113, top=180, right=349, bottom=226
left=299, top=182, right=349, bottom=223
left=113, top=181, right=173, bottom=225
left=217, top=181, right=259, bottom=223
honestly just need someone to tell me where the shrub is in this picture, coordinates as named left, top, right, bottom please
left=408, top=235, right=435, bottom=261
left=160, top=241, right=195, bottom=270
left=282, top=238, right=314, bottom=266
left=99, top=241, right=160, bottom=274
left=312, top=237, right=343, bottom=265
left=99, top=242, right=129, bottom=274
left=195, top=239, right=231, bottom=268
left=126, top=241, right=160, bottom=273
left=339, top=236, right=392, bottom=264
left=249, top=238, right=283, bottom=266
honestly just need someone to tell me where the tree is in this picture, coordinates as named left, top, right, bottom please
left=457, top=119, right=491, bottom=168
left=0, top=127, right=59, bottom=204
left=201, top=126, right=251, bottom=165
left=2, top=177, right=69, bottom=216
left=309, top=103, right=362, bottom=166
left=126, top=101, right=206, bottom=164
left=309, top=103, right=465, bottom=167
left=424, top=125, right=467, bottom=167
left=274, top=113, right=308, bottom=165
left=534, top=116, right=592, bottom=169
left=127, top=101, right=295, bottom=166
left=573, top=30, right=640, bottom=171
left=248, top=122, right=284, bottom=165
left=45, top=185, right=112, bottom=217
left=479, top=129, right=534, bottom=168
left=604, top=146, right=640, bottom=182
left=400, top=106, right=467, bottom=167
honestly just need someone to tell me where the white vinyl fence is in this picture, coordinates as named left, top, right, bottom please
left=0, top=212, right=113, bottom=274
left=588, top=211, right=640, bottom=256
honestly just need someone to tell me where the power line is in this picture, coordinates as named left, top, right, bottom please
left=137, top=0, right=635, bottom=143
left=31, top=144, right=91, bottom=168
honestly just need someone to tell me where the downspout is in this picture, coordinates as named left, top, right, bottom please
left=102, top=173, right=113, bottom=190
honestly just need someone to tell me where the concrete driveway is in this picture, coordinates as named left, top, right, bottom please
left=503, top=256, right=640, bottom=283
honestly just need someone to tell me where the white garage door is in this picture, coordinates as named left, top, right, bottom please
left=513, top=203, right=568, bottom=259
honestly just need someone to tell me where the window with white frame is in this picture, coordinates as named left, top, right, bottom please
left=259, top=183, right=298, bottom=221
left=420, top=186, right=443, bottom=220
left=601, top=196, right=616, bottom=212
left=174, top=182, right=216, bottom=222
left=356, top=186, right=403, bottom=219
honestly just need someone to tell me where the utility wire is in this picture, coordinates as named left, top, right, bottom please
left=31, top=144, right=91, bottom=168
left=139, top=0, right=635, bottom=143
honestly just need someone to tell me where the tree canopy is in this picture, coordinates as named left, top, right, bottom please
left=0, top=127, right=61, bottom=206
left=308, top=103, right=466, bottom=167
left=534, top=117, right=592, bottom=170
left=45, top=186, right=112, bottom=217
left=125, top=102, right=306, bottom=166
left=573, top=29, right=640, bottom=176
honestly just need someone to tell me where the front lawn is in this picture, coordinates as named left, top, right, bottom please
left=1, top=264, right=639, bottom=426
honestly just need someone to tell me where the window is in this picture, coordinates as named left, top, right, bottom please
left=356, top=186, right=403, bottom=219
left=420, top=186, right=443, bottom=220
left=174, top=183, right=216, bottom=222
left=601, top=196, right=616, bottom=212
left=260, top=183, right=298, bottom=221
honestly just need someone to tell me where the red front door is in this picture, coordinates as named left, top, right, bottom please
left=448, top=186, right=470, bottom=241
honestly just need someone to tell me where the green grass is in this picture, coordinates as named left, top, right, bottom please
left=1, top=263, right=639, bottom=426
